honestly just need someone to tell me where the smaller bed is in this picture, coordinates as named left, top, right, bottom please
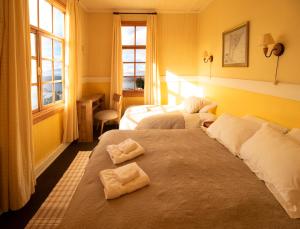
left=119, top=100, right=217, bottom=130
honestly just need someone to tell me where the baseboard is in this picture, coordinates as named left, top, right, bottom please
left=34, top=143, right=71, bottom=178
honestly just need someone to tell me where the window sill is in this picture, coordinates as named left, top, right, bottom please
left=33, top=103, right=64, bottom=124
left=123, top=90, right=144, bottom=97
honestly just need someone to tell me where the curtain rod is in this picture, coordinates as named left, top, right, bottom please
left=113, top=12, right=157, bottom=15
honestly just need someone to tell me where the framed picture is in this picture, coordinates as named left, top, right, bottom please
left=222, top=22, right=249, bottom=67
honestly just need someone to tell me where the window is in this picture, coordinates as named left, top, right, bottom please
left=121, top=21, right=147, bottom=97
left=29, top=0, right=65, bottom=122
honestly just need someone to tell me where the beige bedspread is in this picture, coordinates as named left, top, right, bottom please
left=119, top=105, right=187, bottom=130
left=59, top=129, right=300, bottom=229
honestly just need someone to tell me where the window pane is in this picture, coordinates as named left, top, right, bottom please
left=54, top=61, right=62, bottom=80
left=123, top=77, right=135, bottom=90
left=121, top=26, right=135, bottom=45
left=55, top=82, right=63, bottom=101
left=53, top=7, right=64, bottom=37
left=29, top=0, right=38, bottom=26
left=54, top=40, right=62, bottom=60
left=136, top=63, right=145, bottom=76
left=41, top=36, right=52, bottom=59
left=136, top=49, right=146, bottom=62
left=136, top=26, right=147, bottom=45
left=31, top=59, right=37, bottom=83
left=30, top=33, right=36, bottom=57
left=39, top=0, right=52, bottom=32
left=122, top=49, right=134, bottom=62
left=31, top=86, right=38, bottom=110
left=43, top=83, right=53, bottom=105
left=123, top=63, right=134, bottom=76
left=42, top=60, right=52, bottom=81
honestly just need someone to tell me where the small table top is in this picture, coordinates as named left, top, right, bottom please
left=77, top=94, right=104, bottom=103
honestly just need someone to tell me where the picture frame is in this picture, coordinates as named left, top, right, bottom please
left=222, top=22, right=249, bottom=67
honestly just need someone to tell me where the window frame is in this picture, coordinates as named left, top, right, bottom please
left=121, top=21, right=146, bottom=97
left=30, top=0, right=66, bottom=123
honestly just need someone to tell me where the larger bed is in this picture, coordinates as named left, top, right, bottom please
left=59, top=129, right=300, bottom=228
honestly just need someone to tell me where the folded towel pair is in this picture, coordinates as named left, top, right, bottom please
left=99, top=162, right=150, bottom=199
left=107, top=138, right=144, bottom=164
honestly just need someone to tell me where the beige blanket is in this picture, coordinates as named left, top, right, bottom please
left=59, top=129, right=300, bottom=229
left=119, top=105, right=187, bottom=130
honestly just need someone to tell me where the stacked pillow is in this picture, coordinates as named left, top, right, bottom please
left=287, top=128, right=300, bottom=143
left=183, top=97, right=202, bottom=113
left=242, top=115, right=289, bottom=133
left=206, top=113, right=300, bottom=218
left=183, top=97, right=217, bottom=114
left=239, top=125, right=300, bottom=218
left=206, top=114, right=260, bottom=155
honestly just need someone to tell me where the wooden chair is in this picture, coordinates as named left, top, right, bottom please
left=94, top=93, right=122, bottom=135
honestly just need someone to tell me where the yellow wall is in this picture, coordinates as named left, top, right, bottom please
left=82, top=13, right=199, bottom=108
left=87, top=13, right=113, bottom=77
left=157, top=14, right=198, bottom=76
left=197, top=0, right=300, bottom=84
left=33, top=112, right=63, bottom=166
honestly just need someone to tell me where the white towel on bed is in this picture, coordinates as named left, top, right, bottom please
left=107, top=139, right=144, bottom=164
left=115, top=162, right=139, bottom=184
left=117, top=138, right=138, bottom=154
left=99, top=162, right=150, bottom=199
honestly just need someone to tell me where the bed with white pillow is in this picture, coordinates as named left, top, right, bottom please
left=119, top=97, right=217, bottom=130
left=59, top=114, right=300, bottom=228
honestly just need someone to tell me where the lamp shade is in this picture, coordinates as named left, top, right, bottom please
left=263, top=33, right=275, bottom=46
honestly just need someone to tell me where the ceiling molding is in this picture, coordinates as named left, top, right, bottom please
left=79, top=0, right=89, bottom=12
left=196, top=0, right=214, bottom=12
left=78, top=0, right=214, bottom=14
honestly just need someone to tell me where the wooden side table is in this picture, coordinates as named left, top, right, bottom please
left=77, top=94, right=105, bottom=142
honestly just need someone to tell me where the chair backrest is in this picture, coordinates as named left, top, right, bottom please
left=112, top=93, right=122, bottom=121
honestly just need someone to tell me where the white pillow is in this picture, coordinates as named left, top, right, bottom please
left=206, top=114, right=260, bottom=155
left=287, top=128, right=300, bottom=144
left=240, top=125, right=300, bottom=218
left=199, top=102, right=218, bottom=113
left=242, top=115, right=289, bottom=134
left=183, top=96, right=202, bottom=114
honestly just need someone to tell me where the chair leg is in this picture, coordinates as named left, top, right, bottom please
left=100, top=121, right=105, bottom=135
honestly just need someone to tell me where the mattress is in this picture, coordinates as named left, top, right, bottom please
left=59, top=129, right=300, bottom=229
left=119, top=105, right=202, bottom=130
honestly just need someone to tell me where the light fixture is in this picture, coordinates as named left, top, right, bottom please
left=203, top=51, right=213, bottom=63
left=203, top=51, right=213, bottom=80
left=262, top=33, right=285, bottom=84
left=263, top=33, right=285, bottom=58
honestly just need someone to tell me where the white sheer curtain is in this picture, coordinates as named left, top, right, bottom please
left=63, top=0, right=80, bottom=142
left=0, top=0, right=35, bottom=213
left=110, top=15, right=123, bottom=108
left=144, top=15, right=161, bottom=105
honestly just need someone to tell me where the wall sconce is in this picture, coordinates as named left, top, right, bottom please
left=203, top=51, right=213, bottom=79
left=203, top=51, right=213, bottom=63
left=262, top=33, right=285, bottom=84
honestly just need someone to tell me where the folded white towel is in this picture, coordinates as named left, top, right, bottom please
left=118, top=138, right=138, bottom=154
left=115, top=163, right=139, bottom=184
left=106, top=139, right=144, bottom=164
left=99, top=162, right=150, bottom=199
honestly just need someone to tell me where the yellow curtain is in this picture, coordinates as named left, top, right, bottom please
left=144, top=15, right=161, bottom=105
left=0, top=0, right=35, bottom=212
left=110, top=15, right=123, bottom=108
left=63, top=0, right=80, bottom=142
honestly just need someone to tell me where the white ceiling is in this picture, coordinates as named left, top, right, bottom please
left=79, top=0, right=214, bottom=13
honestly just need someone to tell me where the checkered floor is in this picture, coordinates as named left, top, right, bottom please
left=26, top=151, right=91, bottom=229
